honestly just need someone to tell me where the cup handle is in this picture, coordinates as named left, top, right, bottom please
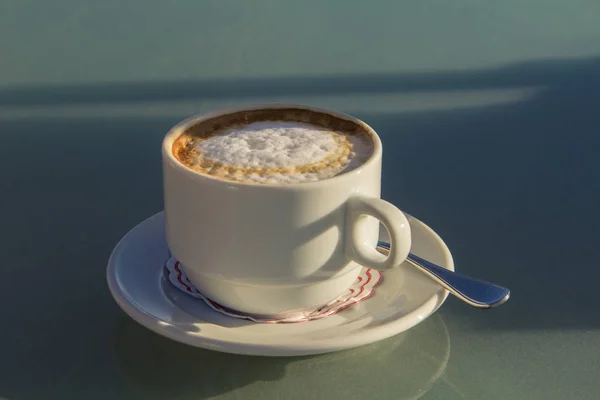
left=346, top=196, right=411, bottom=270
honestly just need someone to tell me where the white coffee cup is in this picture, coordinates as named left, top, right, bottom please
left=162, top=104, right=411, bottom=316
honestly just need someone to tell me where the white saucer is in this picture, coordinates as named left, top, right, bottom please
left=107, top=212, right=454, bottom=356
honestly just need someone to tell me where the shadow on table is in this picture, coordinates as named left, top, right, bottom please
left=0, top=56, right=598, bottom=107
left=112, top=313, right=450, bottom=400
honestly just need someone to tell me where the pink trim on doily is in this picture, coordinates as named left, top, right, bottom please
left=164, top=258, right=382, bottom=324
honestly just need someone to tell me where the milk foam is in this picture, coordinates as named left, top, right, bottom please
left=184, top=121, right=372, bottom=184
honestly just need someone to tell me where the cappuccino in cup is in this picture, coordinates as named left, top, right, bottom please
left=172, top=109, right=374, bottom=184
left=163, top=105, right=411, bottom=316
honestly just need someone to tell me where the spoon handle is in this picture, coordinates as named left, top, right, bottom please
left=406, top=253, right=510, bottom=308
left=377, top=242, right=510, bottom=308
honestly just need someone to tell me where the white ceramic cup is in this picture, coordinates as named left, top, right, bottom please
left=162, top=104, right=411, bottom=316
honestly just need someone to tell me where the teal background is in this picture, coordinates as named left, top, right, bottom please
left=1, top=1, right=599, bottom=399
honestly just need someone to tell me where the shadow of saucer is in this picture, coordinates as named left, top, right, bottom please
left=112, top=313, right=450, bottom=400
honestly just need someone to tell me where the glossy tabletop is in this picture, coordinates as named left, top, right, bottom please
left=1, top=1, right=599, bottom=399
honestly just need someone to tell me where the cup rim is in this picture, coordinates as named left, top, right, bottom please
left=162, top=103, right=383, bottom=189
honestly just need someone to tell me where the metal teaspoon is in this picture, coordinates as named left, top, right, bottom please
left=378, top=242, right=511, bottom=308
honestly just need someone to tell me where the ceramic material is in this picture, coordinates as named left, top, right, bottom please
left=162, top=104, right=412, bottom=316
left=106, top=212, right=453, bottom=356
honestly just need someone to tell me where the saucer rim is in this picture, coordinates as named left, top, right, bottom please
left=107, top=211, right=453, bottom=356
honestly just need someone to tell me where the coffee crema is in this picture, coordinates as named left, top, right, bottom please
left=172, top=108, right=374, bottom=184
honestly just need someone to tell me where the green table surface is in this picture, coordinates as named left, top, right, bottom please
left=1, top=1, right=599, bottom=399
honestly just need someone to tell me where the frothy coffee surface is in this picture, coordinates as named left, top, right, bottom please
left=172, top=109, right=373, bottom=184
